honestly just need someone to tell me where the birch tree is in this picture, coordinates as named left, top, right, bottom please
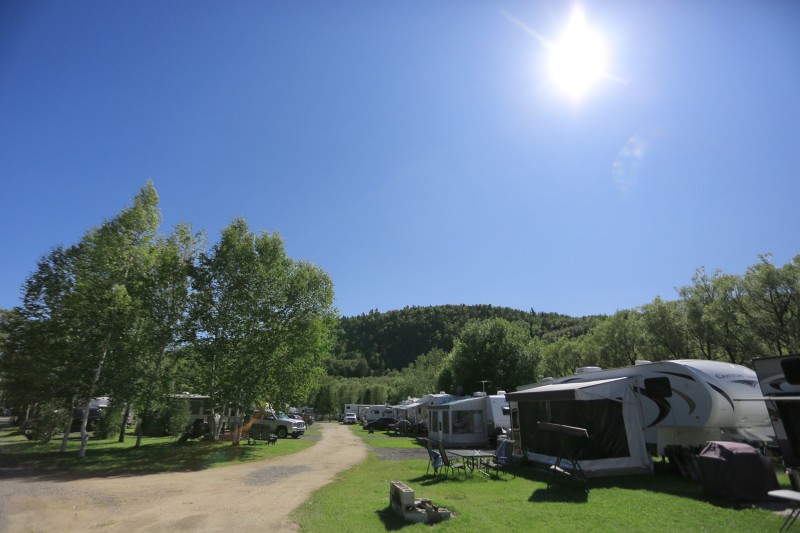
left=190, top=218, right=335, bottom=445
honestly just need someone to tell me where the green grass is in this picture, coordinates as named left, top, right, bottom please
left=2, top=420, right=790, bottom=531
left=296, top=432, right=790, bottom=533
left=0, top=419, right=320, bottom=477
left=348, top=424, right=424, bottom=449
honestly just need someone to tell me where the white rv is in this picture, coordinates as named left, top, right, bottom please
left=343, top=404, right=370, bottom=422
left=394, top=393, right=456, bottom=431
left=362, top=405, right=394, bottom=424
left=427, top=392, right=510, bottom=448
left=506, top=359, right=774, bottom=477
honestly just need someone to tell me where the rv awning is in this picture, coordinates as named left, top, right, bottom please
left=506, top=377, right=629, bottom=402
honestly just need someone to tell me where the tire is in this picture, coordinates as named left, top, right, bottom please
left=276, top=426, right=288, bottom=439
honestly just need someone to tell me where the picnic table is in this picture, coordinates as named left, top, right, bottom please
left=445, top=449, right=495, bottom=477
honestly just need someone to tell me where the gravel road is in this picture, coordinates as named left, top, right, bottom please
left=0, top=423, right=367, bottom=532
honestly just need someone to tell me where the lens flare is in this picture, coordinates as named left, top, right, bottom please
left=548, top=7, right=608, bottom=100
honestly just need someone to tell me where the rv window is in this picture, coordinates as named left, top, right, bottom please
left=645, top=377, right=672, bottom=398
left=782, top=358, right=800, bottom=385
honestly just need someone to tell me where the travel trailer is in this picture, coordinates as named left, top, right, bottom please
left=427, top=392, right=510, bottom=448
left=343, top=404, right=370, bottom=422
left=506, top=359, right=775, bottom=477
left=395, top=393, right=456, bottom=431
left=362, top=405, right=395, bottom=424
left=754, top=354, right=800, bottom=490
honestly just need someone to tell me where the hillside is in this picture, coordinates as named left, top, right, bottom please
left=328, top=304, right=601, bottom=376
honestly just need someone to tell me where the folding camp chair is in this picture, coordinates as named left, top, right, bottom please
left=439, top=442, right=467, bottom=478
left=425, top=438, right=435, bottom=474
left=481, top=438, right=515, bottom=478
left=424, top=438, right=443, bottom=475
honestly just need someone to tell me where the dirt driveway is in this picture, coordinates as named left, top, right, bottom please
left=0, top=423, right=367, bottom=532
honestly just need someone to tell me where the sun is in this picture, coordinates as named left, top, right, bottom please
left=548, top=7, right=608, bottom=100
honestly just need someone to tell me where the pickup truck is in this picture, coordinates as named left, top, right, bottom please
left=249, top=411, right=306, bottom=439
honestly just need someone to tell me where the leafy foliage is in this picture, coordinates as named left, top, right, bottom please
left=329, top=305, right=599, bottom=377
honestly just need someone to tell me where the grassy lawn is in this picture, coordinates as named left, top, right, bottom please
left=296, top=428, right=790, bottom=532
left=0, top=419, right=320, bottom=477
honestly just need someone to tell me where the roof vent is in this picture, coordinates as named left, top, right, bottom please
left=634, top=360, right=652, bottom=365
left=473, top=391, right=487, bottom=397
left=496, top=390, right=506, bottom=395
left=575, top=366, right=602, bottom=374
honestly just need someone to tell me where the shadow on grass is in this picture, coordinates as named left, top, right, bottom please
left=375, top=506, right=410, bottom=531
left=0, top=435, right=273, bottom=482
left=529, top=484, right=590, bottom=503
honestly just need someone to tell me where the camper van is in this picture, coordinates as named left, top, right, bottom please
left=427, top=392, right=510, bottom=448
left=506, top=359, right=775, bottom=477
left=754, top=354, right=800, bottom=490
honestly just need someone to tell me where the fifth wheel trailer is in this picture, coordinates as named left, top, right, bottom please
left=508, top=359, right=775, bottom=469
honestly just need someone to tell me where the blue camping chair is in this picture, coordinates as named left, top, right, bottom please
left=481, top=438, right=514, bottom=478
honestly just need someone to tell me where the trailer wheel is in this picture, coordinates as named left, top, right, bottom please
left=276, top=426, right=288, bottom=439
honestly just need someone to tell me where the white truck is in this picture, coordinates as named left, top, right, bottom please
left=248, top=411, right=306, bottom=439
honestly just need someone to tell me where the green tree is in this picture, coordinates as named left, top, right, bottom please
left=189, top=218, right=335, bottom=444
left=737, top=254, right=800, bottom=357
left=639, top=297, right=689, bottom=360
left=439, top=318, right=541, bottom=395
left=586, top=310, right=643, bottom=368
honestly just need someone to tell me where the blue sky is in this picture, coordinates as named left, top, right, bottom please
left=2, top=1, right=799, bottom=318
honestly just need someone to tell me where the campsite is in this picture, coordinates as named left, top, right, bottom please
left=0, top=415, right=796, bottom=532
left=5, top=353, right=800, bottom=532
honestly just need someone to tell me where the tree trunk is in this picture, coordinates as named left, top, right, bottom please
left=79, top=326, right=114, bottom=458
left=135, top=416, right=144, bottom=448
left=231, top=406, right=242, bottom=446
left=118, top=402, right=130, bottom=443
left=59, top=412, right=74, bottom=453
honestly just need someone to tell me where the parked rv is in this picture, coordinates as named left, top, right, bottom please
left=427, top=392, right=510, bottom=448
left=361, top=405, right=395, bottom=424
left=507, top=359, right=775, bottom=477
left=394, top=393, right=456, bottom=432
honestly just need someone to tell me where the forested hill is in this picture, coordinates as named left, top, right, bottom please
left=328, top=304, right=601, bottom=377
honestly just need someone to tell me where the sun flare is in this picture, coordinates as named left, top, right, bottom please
left=548, top=7, right=608, bottom=100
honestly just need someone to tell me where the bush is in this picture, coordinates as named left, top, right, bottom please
left=140, top=400, right=191, bottom=437
left=29, top=403, right=70, bottom=443
left=95, top=404, right=125, bottom=439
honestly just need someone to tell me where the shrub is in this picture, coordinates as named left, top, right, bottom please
left=95, top=404, right=125, bottom=439
left=29, top=403, right=70, bottom=443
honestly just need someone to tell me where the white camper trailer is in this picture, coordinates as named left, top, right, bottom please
left=428, top=392, right=511, bottom=448
left=343, top=404, right=370, bottom=422
left=507, top=359, right=774, bottom=477
left=362, top=404, right=394, bottom=424
left=395, top=393, right=456, bottom=431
